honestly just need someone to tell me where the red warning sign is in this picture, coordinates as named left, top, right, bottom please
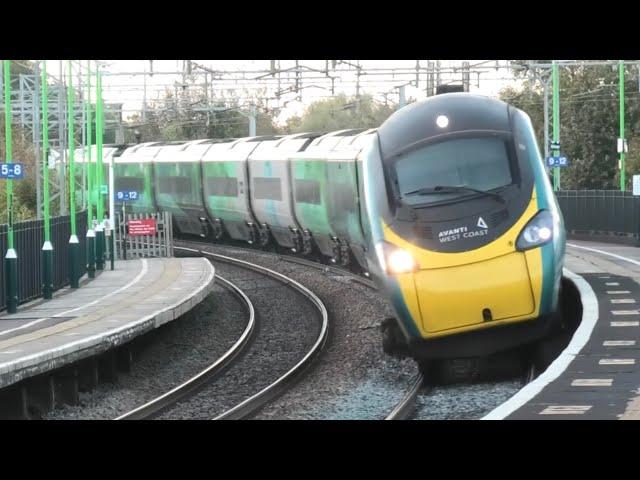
left=128, top=219, right=157, bottom=236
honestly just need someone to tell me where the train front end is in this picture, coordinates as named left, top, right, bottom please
left=362, top=94, right=565, bottom=361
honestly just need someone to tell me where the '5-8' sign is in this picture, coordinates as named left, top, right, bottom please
left=0, top=163, right=24, bottom=179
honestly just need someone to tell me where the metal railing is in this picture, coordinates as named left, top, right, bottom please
left=556, top=190, right=640, bottom=242
left=115, top=212, right=173, bottom=259
left=0, top=212, right=87, bottom=310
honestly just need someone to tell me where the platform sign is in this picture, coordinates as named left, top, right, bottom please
left=546, top=156, right=569, bottom=168
left=0, top=163, right=25, bottom=179
left=633, top=175, right=640, bottom=196
left=128, top=218, right=157, bottom=236
left=116, top=191, right=139, bottom=201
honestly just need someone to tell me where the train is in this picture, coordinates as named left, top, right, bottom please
left=67, top=93, right=566, bottom=373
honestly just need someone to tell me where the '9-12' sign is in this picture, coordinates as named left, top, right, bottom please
left=117, top=191, right=139, bottom=201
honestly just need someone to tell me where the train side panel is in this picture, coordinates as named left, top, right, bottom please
left=201, top=138, right=264, bottom=242
left=153, top=141, right=209, bottom=237
left=247, top=134, right=318, bottom=250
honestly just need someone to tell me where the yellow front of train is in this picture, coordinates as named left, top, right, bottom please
left=362, top=94, right=565, bottom=360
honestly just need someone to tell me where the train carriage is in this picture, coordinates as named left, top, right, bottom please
left=64, top=144, right=125, bottom=212
left=200, top=136, right=278, bottom=243
left=362, top=93, right=565, bottom=364
left=153, top=140, right=210, bottom=237
left=289, top=130, right=363, bottom=264
left=324, top=129, right=376, bottom=270
left=247, top=133, right=320, bottom=252
left=289, top=129, right=373, bottom=267
left=114, top=142, right=164, bottom=214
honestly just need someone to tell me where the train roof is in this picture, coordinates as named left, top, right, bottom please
left=377, top=93, right=511, bottom=160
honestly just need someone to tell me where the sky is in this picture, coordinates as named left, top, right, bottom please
left=43, top=60, right=520, bottom=126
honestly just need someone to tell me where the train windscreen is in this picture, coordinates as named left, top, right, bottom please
left=394, top=136, right=513, bottom=206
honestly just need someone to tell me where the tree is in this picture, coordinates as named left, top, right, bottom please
left=500, top=62, right=640, bottom=190
left=0, top=119, right=38, bottom=221
left=284, top=93, right=395, bottom=134
left=124, top=86, right=281, bottom=143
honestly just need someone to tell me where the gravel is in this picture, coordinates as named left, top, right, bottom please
left=155, top=257, right=323, bottom=419
left=193, top=244, right=419, bottom=420
left=413, top=381, right=522, bottom=420
left=44, top=281, right=249, bottom=420
left=191, top=244, right=526, bottom=420
left=43, top=240, right=530, bottom=420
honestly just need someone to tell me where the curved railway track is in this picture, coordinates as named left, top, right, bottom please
left=385, top=374, right=424, bottom=420
left=172, top=239, right=541, bottom=420
left=117, top=245, right=329, bottom=420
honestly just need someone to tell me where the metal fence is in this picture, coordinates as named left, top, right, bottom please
left=556, top=190, right=640, bottom=242
left=115, top=212, right=173, bottom=259
left=0, top=212, right=88, bottom=310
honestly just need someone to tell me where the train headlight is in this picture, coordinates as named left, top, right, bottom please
left=375, top=242, right=418, bottom=274
left=516, top=210, right=554, bottom=251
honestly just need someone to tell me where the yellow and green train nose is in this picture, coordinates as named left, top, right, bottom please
left=413, top=252, right=536, bottom=333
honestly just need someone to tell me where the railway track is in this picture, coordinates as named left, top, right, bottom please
left=172, top=239, right=540, bottom=420
left=117, top=245, right=329, bottom=420
left=385, top=374, right=424, bottom=420
left=187, top=239, right=377, bottom=290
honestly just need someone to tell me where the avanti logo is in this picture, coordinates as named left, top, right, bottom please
left=477, top=217, right=488, bottom=229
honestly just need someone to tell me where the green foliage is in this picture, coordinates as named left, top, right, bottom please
left=500, top=63, right=640, bottom=190
left=124, top=87, right=281, bottom=143
left=284, top=94, right=395, bottom=134
left=0, top=119, right=38, bottom=221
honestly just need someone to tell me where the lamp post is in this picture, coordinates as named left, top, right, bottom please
left=86, top=60, right=95, bottom=278
left=67, top=61, right=79, bottom=287
left=42, top=61, right=53, bottom=299
left=95, top=66, right=105, bottom=270
left=551, top=61, right=561, bottom=191
left=3, top=60, right=18, bottom=313
left=619, top=60, right=626, bottom=191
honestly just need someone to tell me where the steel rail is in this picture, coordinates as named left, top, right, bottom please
left=175, top=244, right=330, bottom=420
left=115, top=274, right=256, bottom=420
left=181, top=241, right=376, bottom=290
left=385, top=374, right=424, bottom=420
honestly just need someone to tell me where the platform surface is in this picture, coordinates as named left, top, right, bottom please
left=486, top=240, right=640, bottom=420
left=0, top=257, right=215, bottom=389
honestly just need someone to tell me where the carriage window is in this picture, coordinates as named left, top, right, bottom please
left=158, top=176, right=191, bottom=195
left=207, top=177, right=238, bottom=197
left=332, top=183, right=356, bottom=212
left=115, top=177, right=144, bottom=193
left=254, top=177, right=282, bottom=201
left=295, top=179, right=321, bottom=205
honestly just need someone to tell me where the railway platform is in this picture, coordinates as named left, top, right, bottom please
left=0, top=256, right=215, bottom=414
left=485, top=240, right=640, bottom=420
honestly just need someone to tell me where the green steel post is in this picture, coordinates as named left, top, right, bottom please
left=95, top=67, right=105, bottom=270
left=552, top=61, right=560, bottom=191
left=4, top=60, right=18, bottom=313
left=86, top=61, right=95, bottom=278
left=41, top=61, right=53, bottom=299
left=67, top=61, right=79, bottom=288
left=620, top=60, right=626, bottom=191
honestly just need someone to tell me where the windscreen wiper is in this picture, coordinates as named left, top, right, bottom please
left=404, top=185, right=505, bottom=203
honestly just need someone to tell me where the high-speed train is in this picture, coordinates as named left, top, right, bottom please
left=70, top=93, right=566, bottom=369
